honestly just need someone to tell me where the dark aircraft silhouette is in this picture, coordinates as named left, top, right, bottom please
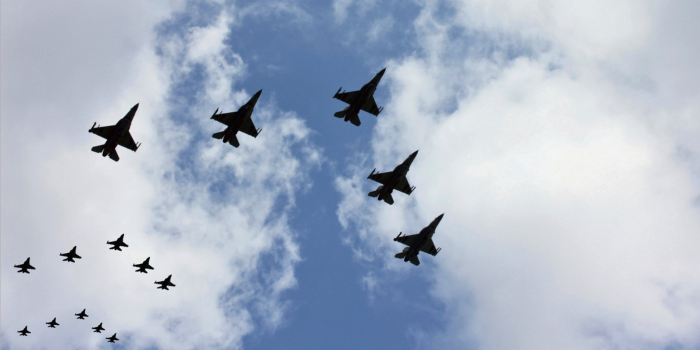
left=18, top=326, right=30, bottom=336
left=106, top=333, right=119, bottom=343
left=92, top=323, right=105, bottom=333
left=46, top=318, right=59, bottom=328
left=394, top=214, right=444, bottom=266
left=107, top=234, right=129, bottom=251
left=155, top=275, right=176, bottom=290
left=75, top=309, right=88, bottom=320
left=60, top=246, right=82, bottom=262
left=89, top=103, right=141, bottom=161
left=134, top=257, right=154, bottom=273
left=210, top=90, right=263, bottom=148
left=367, top=150, right=418, bottom=205
left=333, top=68, right=385, bottom=126
left=14, top=257, right=35, bottom=273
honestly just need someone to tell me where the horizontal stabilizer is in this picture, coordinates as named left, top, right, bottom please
left=368, top=190, right=380, bottom=198
left=212, top=131, right=226, bottom=139
left=409, top=256, right=420, bottom=266
left=228, top=135, right=240, bottom=148
left=333, top=110, right=346, bottom=119
left=108, top=150, right=119, bottom=162
left=91, top=145, right=105, bottom=153
left=382, top=193, right=394, bottom=205
left=350, top=115, right=361, bottom=126
left=395, top=252, right=407, bottom=259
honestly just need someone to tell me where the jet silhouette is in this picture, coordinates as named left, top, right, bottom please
left=18, top=326, right=30, bottom=336
left=210, top=90, right=263, bottom=148
left=107, top=234, right=129, bottom=251
left=92, top=322, right=105, bottom=333
left=60, top=246, right=82, bottom=262
left=367, top=150, right=418, bottom=205
left=75, top=309, right=88, bottom=320
left=394, top=214, right=444, bottom=266
left=46, top=318, right=59, bottom=328
left=333, top=68, right=385, bottom=126
left=14, top=257, right=35, bottom=273
left=155, top=275, right=176, bottom=290
left=106, top=333, right=119, bottom=343
left=133, top=257, right=154, bottom=273
left=89, top=103, right=141, bottom=161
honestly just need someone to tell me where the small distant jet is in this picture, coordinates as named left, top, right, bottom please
left=155, top=275, right=176, bottom=290
left=107, top=234, right=129, bottom=251
left=92, top=323, right=105, bottom=333
left=332, top=68, right=385, bottom=126
left=89, top=103, right=141, bottom=161
left=394, top=214, right=444, bottom=266
left=133, top=257, right=154, bottom=273
left=75, top=309, right=89, bottom=320
left=14, top=257, right=35, bottom=273
left=367, top=150, right=418, bottom=205
left=60, top=246, right=82, bottom=262
left=210, top=89, right=263, bottom=148
left=46, top=318, right=59, bottom=328
left=18, top=326, right=30, bottom=336
left=106, top=333, right=119, bottom=343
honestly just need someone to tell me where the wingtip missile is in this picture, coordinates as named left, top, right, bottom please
left=368, top=168, right=376, bottom=179
left=334, top=87, right=342, bottom=98
left=394, top=232, right=402, bottom=241
left=211, top=108, right=219, bottom=119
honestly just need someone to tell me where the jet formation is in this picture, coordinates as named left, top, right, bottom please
left=14, top=258, right=35, bottom=273
left=333, top=68, right=385, bottom=126
left=394, top=214, right=444, bottom=266
left=367, top=150, right=418, bottom=205
left=75, top=309, right=88, bottom=320
left=107, top=333, right=119, bottom=343
left=92, top=323, right=105, bottom=333
left=60, top=246, right=82, bottom=263
left=107, top=234, right=129, bottom=251
left=89, top=103, right=141, bottom=161
left=134, top=257, right=154, bottom=273
left=155, top=275, right=176, bottom=290
left=17, top=326, right=30, bottom=336
left=46, top=318, right=59, bottom=328
left=211, top=90, right=263, bottom=148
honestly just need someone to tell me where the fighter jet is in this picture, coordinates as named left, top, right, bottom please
left=332, top=68, right=385, bottom=126
left=14, top=257, right=35, bottom=273
left=92, top=323, right=105, bottom=333
left=89, top=103, right=141, bottom=161
left=367, top=150, right=418, bottom=205
left=106, top=333, right=119, bottom=343
left=46, top=318, right=59, bottom=328
left=133, top=257, right=154, bottom=273
left=18, top=326, right=30, bottom=336
left=107, top=234, right=128, bottom=251
left=393, top=214, right=444, bottom=266
left=210, top=90, right=263, bottom=148
left=60, top=246, right=82, bottom=263
left=75, top=309, right=88, bottom=320
left=155, top=275, right=176, bottom=290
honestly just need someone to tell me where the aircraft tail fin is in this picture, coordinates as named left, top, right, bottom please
left=383, top=193, right=394, bottom=205
left=333, top=110, right=346, bottom=118
left=228, top=135, right=240, bottom=148
left=212, top=131, right=226, bottom=139
left=395, top=252, right=407, bottom=259
left=108, top=150, right=119, bottom=162
left=409, top=255, right=420, bottom=266
left=91, top=145, right=105, bottom=153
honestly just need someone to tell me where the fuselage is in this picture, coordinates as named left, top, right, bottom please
left=377, top=163, right=409, bottom=202
left=404, top=227, right=434, bottom=262
left=102, top=105, right=137, bottom=157
left=345, top=83, right=377, bottom=122
left=222, top=104, right=253, bottom=143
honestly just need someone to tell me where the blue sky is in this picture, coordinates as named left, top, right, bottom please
left=4, top=0, right=700, bottom=349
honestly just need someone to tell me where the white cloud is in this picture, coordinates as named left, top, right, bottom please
left=336, top=0, right=700, bottom=349
left=2, top=1, right=319, bottom=349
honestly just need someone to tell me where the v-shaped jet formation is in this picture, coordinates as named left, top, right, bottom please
left=14, top=257, right=35, bottom=273
left=89, top=103, right=141, bottom=161
left=106, top=333, right=119, bottom=343
left=60, top=246, right=82, bottom=262
left=134, top=257, right=154, bottom=273
left=92, top=323, right=105, bottom=333
left=367, top=150, right=418, bottom=205
left=211, top=90, right=263, bottom=148
left=75, top=309, right=88, bottom=320
left=46, top=318, right=59, bottom=328
left=155, top=275, right=176, bottom=290
left=394, top=214, right=444, bottom=266
left=107, top=234, right=129, bottom=251
left=18, top=326, right=30, bottom=336
left=333, top=68, right=385, bottom=126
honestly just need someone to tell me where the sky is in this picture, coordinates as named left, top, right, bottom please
left=2, top=0, right=700, bottom=349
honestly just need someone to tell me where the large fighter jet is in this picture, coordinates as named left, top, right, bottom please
left=46, top=318, right=59, bottom=328
left=75, top=309, right=88, bottom=320
left=367, top=150, right=418, bottom=205
left=89, top=103, right=141, bottom=161
left=107, top=234, right=128, bottom=251
left=14, top=257, right=35, bottom=273
left=210, top=90, right=263, bottom=148
left=106, top=333, right=119, bottom=343
left=60, top=246, right=82, bottom=263
left=394, top=214, right=444, bottom=266
left=332, top=68, right=385, bottom=126
left=92, top=323, right=105, bottom=333
left=155, top=275, right=176, bottom=290
left=18, top=326, right=30, bottom=336
left=133, top=257, right=154, bottom=273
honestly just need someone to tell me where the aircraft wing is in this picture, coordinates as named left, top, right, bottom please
left=395, top=233, right=420, bottom=247
left=239, top=117, right=260, bottom=138
left=419, top=238, right=440, bottom=256
left=394, top=176, right=414, bottom=195
left=361, top=96, right=381, bottom=116
left=334, top=90, right=361, bottom=105
left=368, top=171, right=393, bottom=185
left=212, top=111, right=239, bottom=125
left=118, top=131, right=139, bottom=151
left=90, top=125, right=117, bottom=140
